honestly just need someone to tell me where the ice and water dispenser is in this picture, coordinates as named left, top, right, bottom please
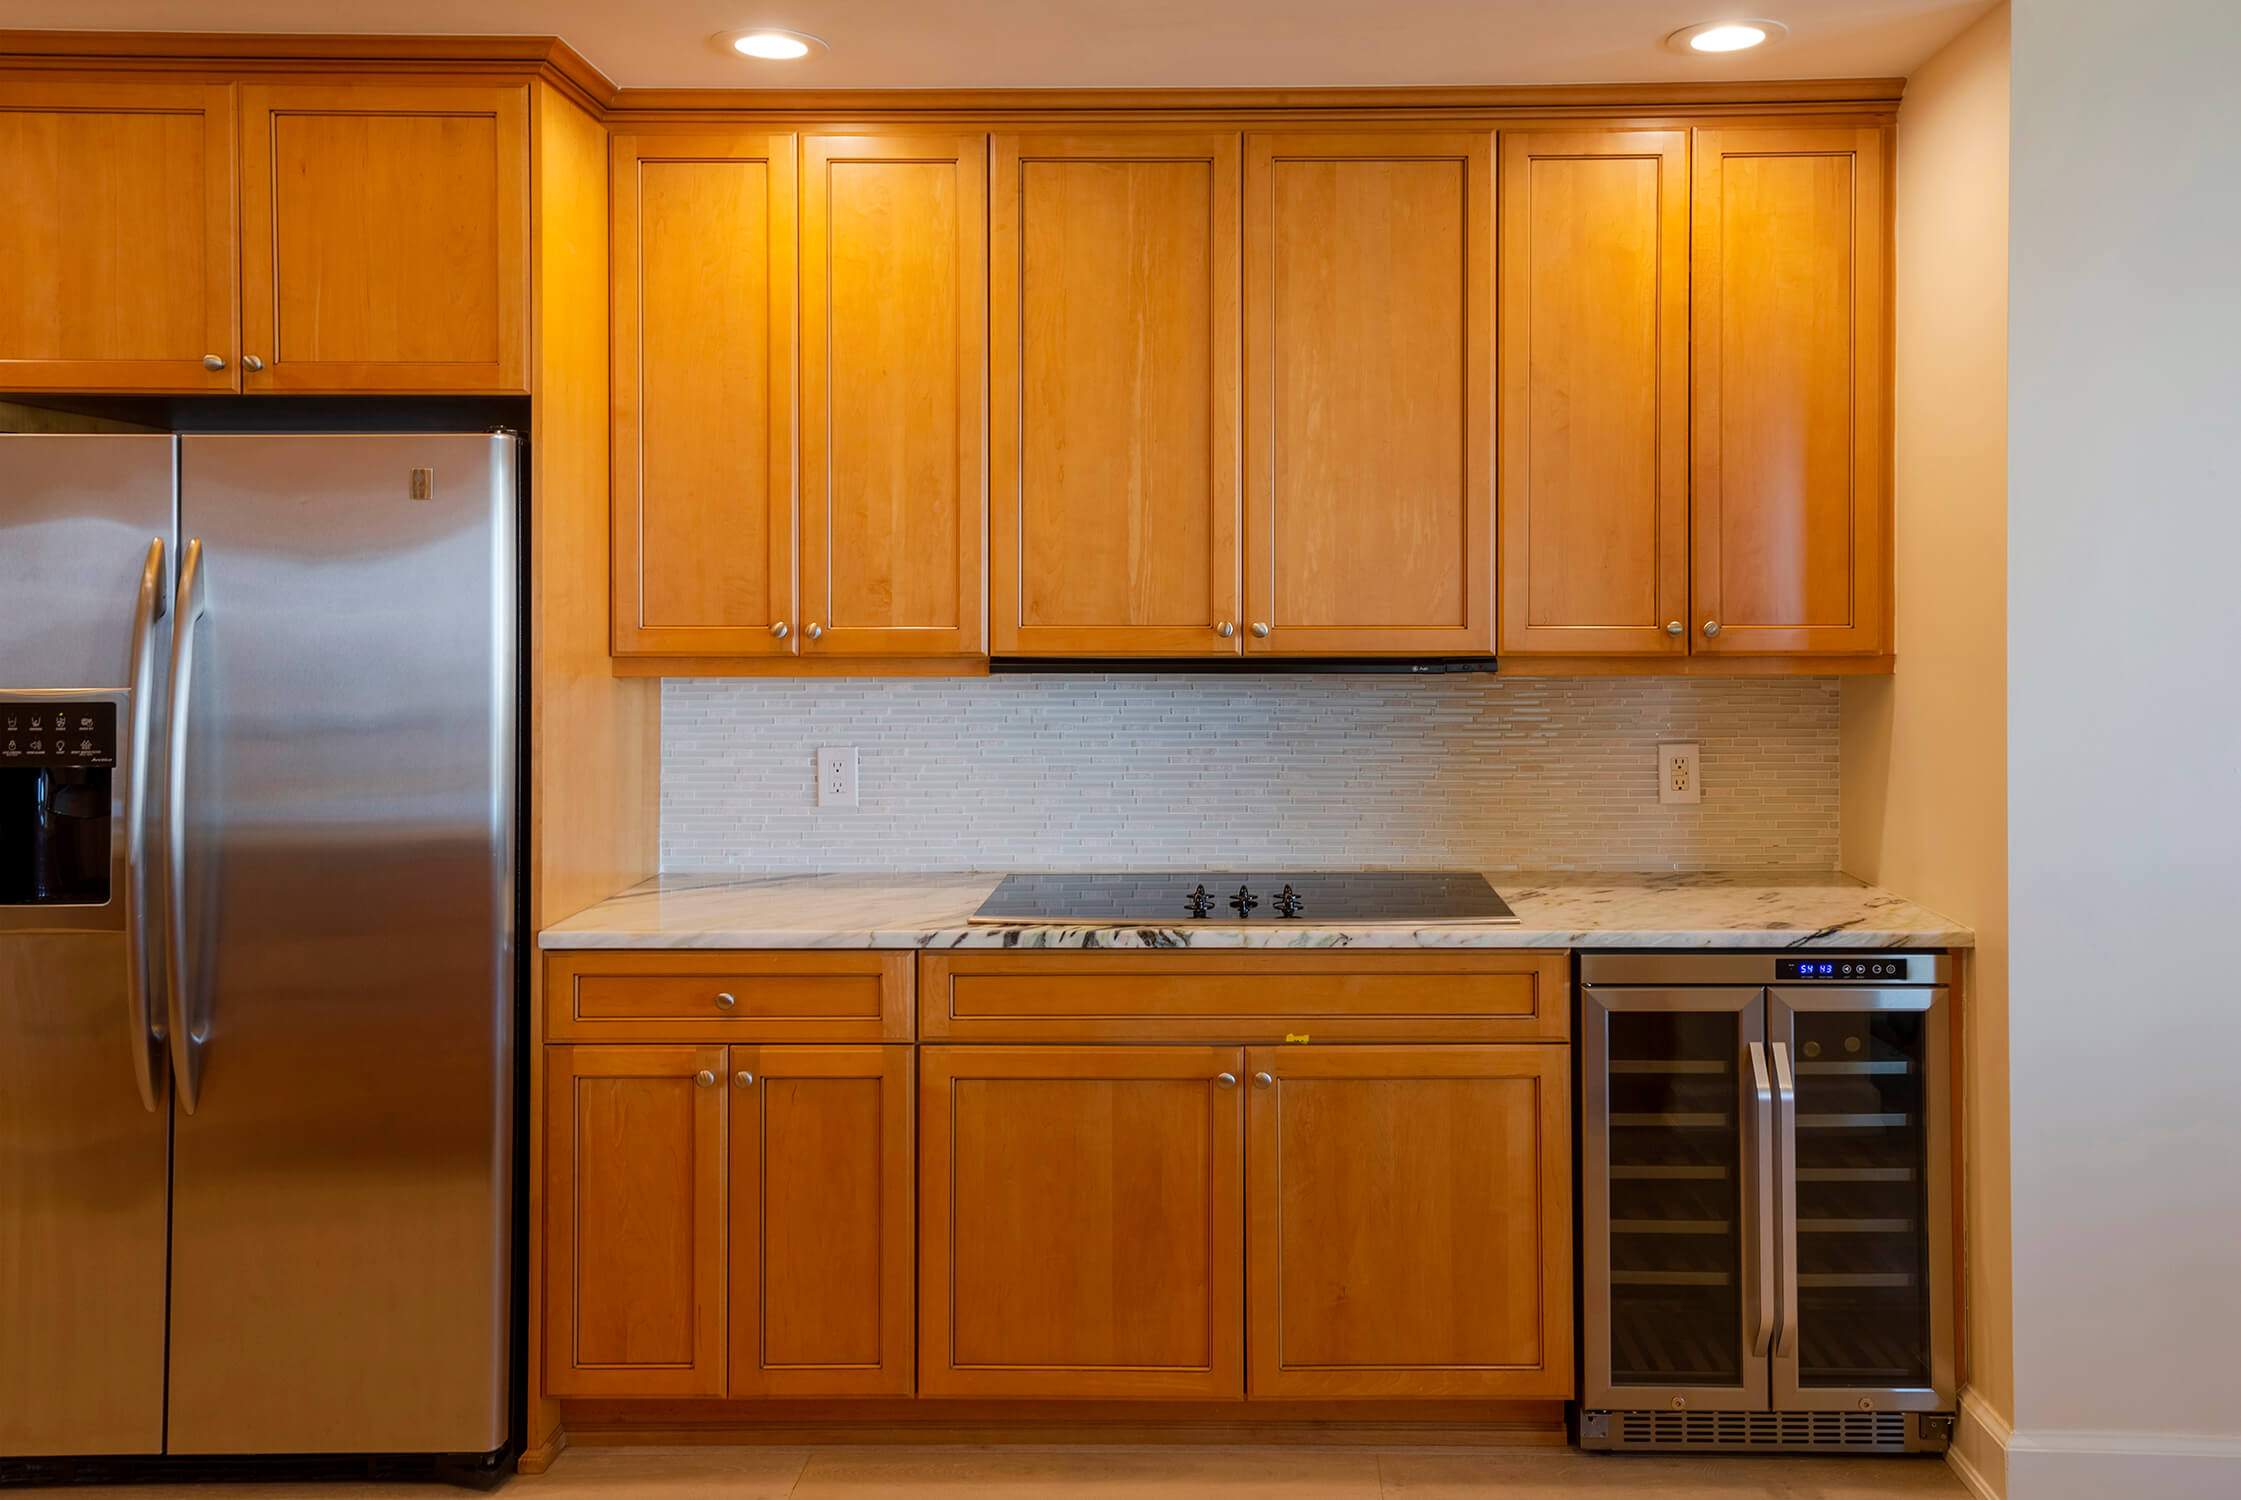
left=0, top=699, right=120, bottom=907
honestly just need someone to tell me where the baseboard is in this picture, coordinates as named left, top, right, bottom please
left=1948, top=1387, right=2010, bottom=1500
left=516, top=1423, right=569, bottom=1475
left=2004, top=1426, right=2241, bottom=1499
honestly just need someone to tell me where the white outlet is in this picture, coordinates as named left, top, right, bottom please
left=817, top=746, right=858, bottom=808
left=1659, top=743, right=1703, bottom=806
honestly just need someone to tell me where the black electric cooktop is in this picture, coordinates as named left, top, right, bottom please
left=968, top=872, right=1518, bottom=926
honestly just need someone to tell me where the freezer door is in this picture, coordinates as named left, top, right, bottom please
left=0, top=933, right=172, bottom=1457
left=1581, top=985, right=1774, bottom=1412
left=0, top=435, right=176, bottom=691
left=165, top=435, right=516, bottom=1455
left=1768, top=986, right=1955, bottom=1413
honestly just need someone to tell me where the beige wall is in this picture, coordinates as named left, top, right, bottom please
left=1839, top=0, right=2011, bottom=1463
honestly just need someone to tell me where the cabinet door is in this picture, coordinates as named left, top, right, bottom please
left=611, top=132, right=799, bottom=656
left=1692, top=126, right=1889, bottom=656
left=920, top=1045, right=1245, bottom=1398
left=1497, top=130, right=1689, bottom=657
left=728, top=1045, right=914, bottom=1396
left=545, top=1045, right=727, bottom=1397
left=1244, top=132, right=1493, bottom=655
left=801, top=135, right=987, bottom=659
left=238, top=83, right=526, bottom=393
left=990, top=133, right=1243, bottom=657
left=1245, top=1045, right=1571, bottom=1398
left=0, top=79, right=237, bottom=393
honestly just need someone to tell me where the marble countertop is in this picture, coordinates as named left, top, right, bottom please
left=537, top=871, right=1973, bottom=951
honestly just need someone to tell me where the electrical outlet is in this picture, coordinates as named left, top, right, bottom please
left=817, top=746, right=858, bottom=808
left=1659, top=743, right=1702, bottom=806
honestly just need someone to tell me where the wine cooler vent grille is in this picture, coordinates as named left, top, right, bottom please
left=1588, top=1409, right=1918, bottom=1453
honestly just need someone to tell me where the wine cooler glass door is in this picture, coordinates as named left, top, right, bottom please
left=1583, top=986, right=1772, bottom=1411
left=1769, top=986, right=1955, bottom=1412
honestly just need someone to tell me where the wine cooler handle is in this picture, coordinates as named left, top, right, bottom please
left=1771, top=1040, right=1799, bottom=1361
left=1746, top=1041, right=1777, bottom=1358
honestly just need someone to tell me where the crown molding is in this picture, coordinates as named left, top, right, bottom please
left=0, top=31, right=1902, bottom=121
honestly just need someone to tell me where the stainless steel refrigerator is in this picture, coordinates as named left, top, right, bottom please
left=1, top=433, right=517, bottom=1467
left=1576, top=951, right=1955, bottom=1454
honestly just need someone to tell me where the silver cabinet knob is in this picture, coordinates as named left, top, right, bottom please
left=1702, top=620, right=1722, bottom=638
left=1253, top=1071, right=1274, bottom=1089
left=1250, top=622, right=1270, bottom=638
left=714, top=991, right=737, bottom=1011
left=1665, top=620, right=1684, bottom=636
left=805, top=622, right=823, bottom=641
left=693, top=1069, right=716, bottom=1088
left=242, top=355, right=265, bottom=372
left=1215, top=1072, right=1237, bottom=1090
left=202, top=355, right=227, bottom=371
left=769, top=621, right=790, bottom=639
left=1215, top=621, right=1236, bottom=638
left=734, top=1070, right=755, bottom=1089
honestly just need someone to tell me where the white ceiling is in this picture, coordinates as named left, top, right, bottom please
left=0, top=0, right=1998, bottom=90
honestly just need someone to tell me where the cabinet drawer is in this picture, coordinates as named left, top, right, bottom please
left=546, top=952, right=912, bottom=1041
left=919, top=951, right=1567, bottom=1043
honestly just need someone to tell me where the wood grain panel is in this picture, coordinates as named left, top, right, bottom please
left=1497, top=130, right=1689, bottom=656
left=1244, top=131, right=1492, bottom=655
left=990, top=133, right=1243, bottom=657
left=1692, top=125, right=1889, bottom=656
left=919, top=950, right=1569, bottom=1043
left=801, top=135, right=986, bottom=658
left=728, top=1045, right=914, bottom=1396
left=545, top=1045, right=726, bottom=1398
left=0, top=78, right=237, bottom=392
left=238, top=82, right=526, bottom=392
left=1246, top=1045, right=1572, bottom=1398
left=611, top=131, right=797, bottom=656
left=920, top=1045, right=1246, bottom=1398
left=546, top=950, right=912, bottom=1042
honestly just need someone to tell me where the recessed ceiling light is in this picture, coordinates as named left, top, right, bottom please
left=710, top=28, right=830, bottom=61
left=1667, top=19, right=1789, bottom=54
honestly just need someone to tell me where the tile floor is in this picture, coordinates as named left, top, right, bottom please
left=24, top=1442, right=1970, bottom=1498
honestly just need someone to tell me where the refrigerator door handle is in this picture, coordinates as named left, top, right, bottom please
left=163, top=537, right=210, bottom=1114
left=1771, top=1039, right=1799, bottom=1361
left=1745, top=1040, right=1777, bottom=1358
left=122, top=537, right=169, bottom=1113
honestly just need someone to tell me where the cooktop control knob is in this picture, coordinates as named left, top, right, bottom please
left=1184, top=884, right=1215, bottom=919
left=1273, top=885, right=1304, bottom=918
left=1229, top=885, right=1260, bottom=918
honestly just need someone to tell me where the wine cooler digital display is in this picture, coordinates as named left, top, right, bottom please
left=1776, top=957, right=1915, bottom=982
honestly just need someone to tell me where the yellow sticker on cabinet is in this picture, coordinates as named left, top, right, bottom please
left=1285, top=1033, right=1310, bottom=1044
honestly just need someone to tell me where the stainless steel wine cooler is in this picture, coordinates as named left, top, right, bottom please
left=1578, top=952, right=1954, bottom=1455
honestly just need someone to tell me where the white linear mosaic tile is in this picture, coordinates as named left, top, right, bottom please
left=661, top=674, right=1840, bottom=873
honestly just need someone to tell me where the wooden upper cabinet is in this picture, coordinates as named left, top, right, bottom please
left=1245, top=1045, right=1572, bottom=1399
left=1497, top=130, right=1690, bottom=657
left=544, top=1045, right=727, bottom=1398
left=611, top=131, right=798, bottom=656
left=801, top=135, right=987, bottom=658
left=0, top=79, right=237, bottom=393
left=728, top=1044, right=914, bottom=1396
left=919, top=1045, right=1246, bottom=1398
left=1244, top=132, right=1493, bottom=656
left=237, top=83, right=526, bottom=393
left=990, top=133, right=1243, bottom=657
left=1692, top=125, right=1890, bottom=656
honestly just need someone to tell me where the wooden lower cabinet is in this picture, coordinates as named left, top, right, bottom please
left=545, top=1042, right=913, bottom=1399
left=919, top=1046, right=1247, bottom=1398
left=1245, top=1045, right=1573, bottom=1398
left=545, top=1044, right=728, bottom=1397
left=728, top=1044, right=914, bottom=1396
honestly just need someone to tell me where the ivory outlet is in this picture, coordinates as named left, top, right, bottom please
left=818, top=747, right=858, bottom=808
left=1659, top=743, right=1702, bottom=806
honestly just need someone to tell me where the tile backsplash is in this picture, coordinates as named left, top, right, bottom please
left=661, top=674, right=1839, bottom=873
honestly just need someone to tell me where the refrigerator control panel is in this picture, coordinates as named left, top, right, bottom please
left=0, top=701, right=117, bottom=768
left=1777, top=955, right=1918, bottom=982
